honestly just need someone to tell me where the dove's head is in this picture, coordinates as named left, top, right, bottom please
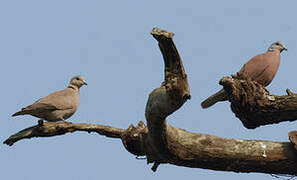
left=69, top=75, right=87, bottom=89
left=268, top=41, right=287, bottom=53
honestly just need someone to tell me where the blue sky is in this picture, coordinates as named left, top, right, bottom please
left=1, top=0, right=297, bottom=179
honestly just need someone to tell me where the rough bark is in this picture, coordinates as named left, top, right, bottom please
left=4, top=28, right=297, bottom=175
left=4, top=122, right=124, bottom=146
left=220, top=71, right=297, bottom=129
left=4, top=119, right=297, bottom=175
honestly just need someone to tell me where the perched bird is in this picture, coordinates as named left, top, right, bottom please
left=12, top=75, right=87, bottom=122
left=201, top=41, right=287, bottom=109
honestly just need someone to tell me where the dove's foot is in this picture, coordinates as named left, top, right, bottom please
left=38, top=119, right=44, bottom=126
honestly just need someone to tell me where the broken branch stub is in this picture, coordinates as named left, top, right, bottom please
left=220, top=72, right=297, bottom=129
left=144, top=28, right=191, bottom=170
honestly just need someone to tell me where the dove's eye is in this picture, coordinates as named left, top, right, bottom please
left=276, top=42, right=280, bottom=46
left=76, top=77, right=80, bottom=80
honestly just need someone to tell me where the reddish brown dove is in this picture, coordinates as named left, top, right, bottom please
left=12, top=75, right=87, bottom=121
left=201, top=41, right=287, bottom=109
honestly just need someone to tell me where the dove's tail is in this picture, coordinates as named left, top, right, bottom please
left=12, top=108, right=29, bottom=117
left=201, top=89, right=228, bottom=109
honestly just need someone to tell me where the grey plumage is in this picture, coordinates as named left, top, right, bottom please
left=201, top=41, right=287, bottom=109
left=12, top=75, right=87, bottom=121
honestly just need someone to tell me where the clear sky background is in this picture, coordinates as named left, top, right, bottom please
left=1, top=0, right=297, bottom=179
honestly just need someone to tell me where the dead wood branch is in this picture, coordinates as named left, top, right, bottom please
left=220, top=72, right=297, bottom=129
left=4, top=122, right=124, bottom=146
left=4, top=28, right=297, bottom=175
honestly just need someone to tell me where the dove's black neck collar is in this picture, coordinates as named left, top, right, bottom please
left=68, top=84, right=79, bottom=91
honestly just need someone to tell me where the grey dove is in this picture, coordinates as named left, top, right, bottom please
left=12, top=75, right=87, bottom=121
left=201, top=41, right=287, bottom=109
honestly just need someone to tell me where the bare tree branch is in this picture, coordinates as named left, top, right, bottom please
left=220, top=71, right=297, bottom=129
left=4, top=119, right=297, bottom=174
left=4, top=122, right=124, bottom=146
left=4, top=28, right=297, bottom=176
left=123, top=122, right=297, bottom=175
left=144, top=27, right=191, bottom=171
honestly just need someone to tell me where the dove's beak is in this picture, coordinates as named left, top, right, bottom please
left=281, top=46, right=287, bottom=53
left=83, top=81, right=88, bottom=85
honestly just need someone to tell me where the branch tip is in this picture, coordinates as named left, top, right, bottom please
left=151, top=162, right=161, bottom=172
left=4, top=122, right=124, bottom=146
left=219, top=76, right=232, bottom=86
left=289, top=131, right=297, bottom=151
left=286, top=88, right=297, bottom=96
left=151, top=28, right=174, bottom=39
